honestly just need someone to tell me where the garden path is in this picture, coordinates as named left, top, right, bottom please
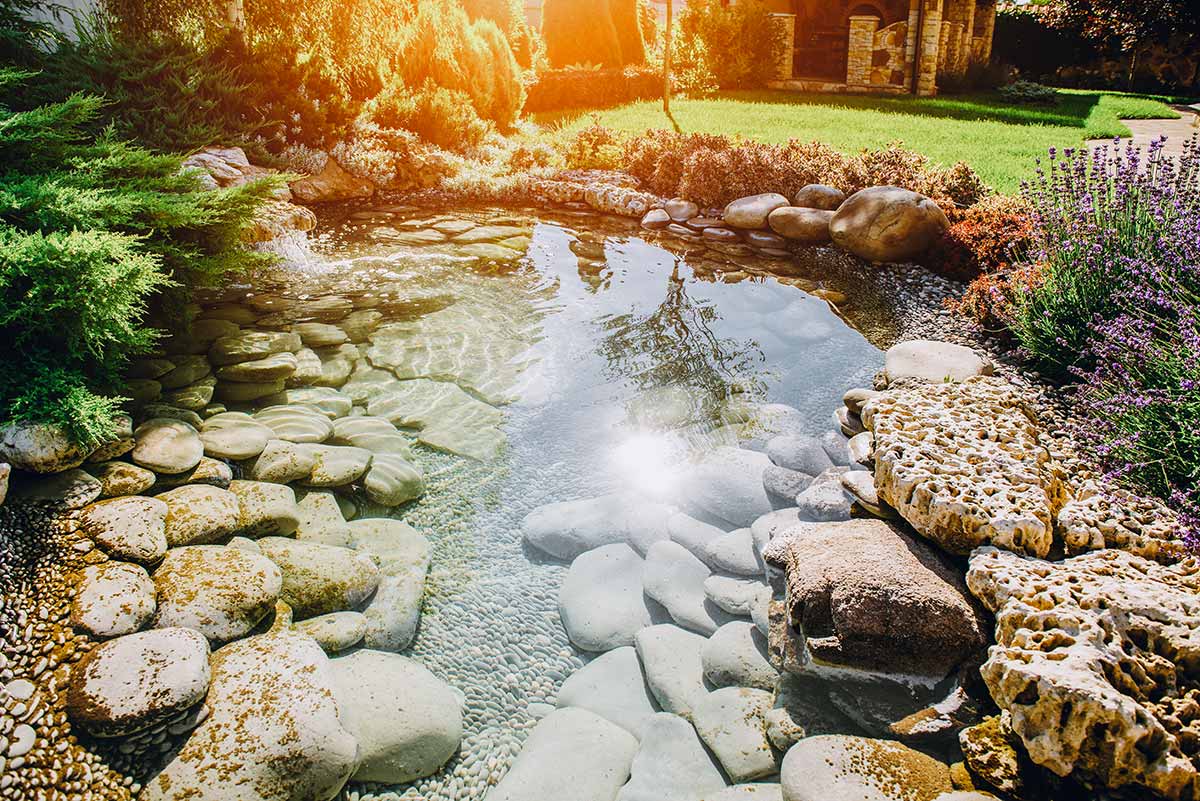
left=1088, top=105, right=1199, bottom=159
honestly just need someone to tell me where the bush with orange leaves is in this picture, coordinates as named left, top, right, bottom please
left=923, top=194, right=1034, bottom=280
left=607, top=129, right=987, bottom=208
left=951, top=264, right=1046, bottom=334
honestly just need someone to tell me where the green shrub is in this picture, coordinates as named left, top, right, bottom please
left=524, top=65, right=661, bottom=113
left=542, top=0, right=623, bottom=68
left=365, top=80, right=491, bottom=152
left=463, top=0, right=539, bottom=67
left=610, top=0, right=646, bottom=66
left=677, top=0, right=784, bottom=89
left=563, top=119, right=626, bottom=170
left=0, top=69, right=274, bottom=446
left=997, top=80, right=1059, bottom=106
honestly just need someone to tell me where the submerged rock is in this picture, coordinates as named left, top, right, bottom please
left=682, top=447, right=774, bottom=528
left=152, top=545, right=282, bottom=642
left=635, top=624, right=710, bottom=721
left=257, top=537, right=380, bottom=619
left=523, top=493, right=672, bottom=561
left=346, top=518, right=431, bottom=651
left=556, top=646, right=658, bottom=739
left=559, top=543, right=656, bottom=652
left=131, top=418, right=204, bottom=475
left=779, top=735, right=953, bottom=801
left=617, top=712, right=727, bottom=801
left=692, top=687, right=778, bottom=783
left=330, top=650, right=462, bottom=784
left=643, top=540, right=735, bottom=636
left=70, top=561, right=156, bottom=639
left=486, top=708, right=638, bottom=801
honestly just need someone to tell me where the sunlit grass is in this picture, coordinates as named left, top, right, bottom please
left=536, top=89, right=1181, bottom=194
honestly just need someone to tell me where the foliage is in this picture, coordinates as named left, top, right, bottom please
left=676, top=0, right=784, bottom=90
left=524, top=65, right=661, bottom=114
left=925, top=195, right=1033, bottom=280
left=608, top=128, right=986, bottom=208
left=1041, top=0, right=1200, bottom=54
left=463, top=0, right=539, bottom=67
left=541, top=0, right=623, bottom=69
left=539, top=89, right=1179, bottom=194
left=1006, top=136, right=1200, bottom=535
left=952, top=264, right=1045, bottom=332
left=609, top=0, right=646, bottom=66
left=997, top=80, right=1059, bottom=106
left=365, top=80, right=491, bottom=152
left=563, top=119, right=625, bottom=171
left=0, top=68, right=274, bottom=446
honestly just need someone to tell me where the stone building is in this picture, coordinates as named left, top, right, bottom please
left=763, top=0, right=997, bottom=95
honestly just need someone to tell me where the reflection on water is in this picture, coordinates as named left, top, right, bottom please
left=198, top=206, right=885, bottom=800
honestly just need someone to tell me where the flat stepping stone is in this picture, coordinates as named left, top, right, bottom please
left=692, top=687, right=777, bottom=783
left=453, top=224, right=526, bottom=243
left=70, top=561, right=156, bottom=639
left=634, top=624, right=709, bottom=721
left=298, top=444, right=373, bottom=487
left=486, top=708, right=637, bottom=801
left=229, top=480, right=300, bottom=538
left=67, top=627, right=210, bottom=737
left=558, top=544, right=655, bottom=653
left=209, top=331, right=301, bottom=366
left=704, top=575, right=768, bottom=617
left=152, top=545, right=281, bottom=642
left=617, top=712, right=727, bottom=801
left=643, top=541, right=735, bottom=636
left=701, top=621, right=776, bottom=691
left=257, top=537, right=380, bottom=619
left=556, top=646, right=658, bottom=739
left=79, top=496, right=168, bottom=564
left=702, top=528, right=761, bottom=576
left=293, top=322, right=348, bottom=349
left=214, top=352, right=298, bottom=382
left=330, top=416, right=414, bottom=457
left=158, top=355, right=212, bottom=390
left=86, top=461, right=157, bottom=499
left=246, top=439, right=318, bottom=484
left=159, top=485, right=241, bottom=547
left=132, top=419, right=203, bottom=474
left=363, top=453, right=424, bottom=506
left=780, top=735, right=952, bottom=801
left=883, top=340, right=991, bottom=385
left=287, top=348, right=323, bottom=386
left=293, top=611, right=367, bottom=653
left=164, top=380, right=215, bottom=411
left=295, top=491, right=352, bottom=547
left=199, top=412, right=275, bottom=460
left=282, top=387, right=354, bottom=419
left=254, top=405, right=334, bottom=443
left=214, top=378, right=285, bottom=403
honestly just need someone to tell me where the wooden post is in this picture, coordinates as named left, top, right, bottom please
left=663, top=0, right=673, bottom=116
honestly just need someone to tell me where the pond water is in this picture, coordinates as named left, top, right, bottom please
left=196, top=206, right=887, bottom=799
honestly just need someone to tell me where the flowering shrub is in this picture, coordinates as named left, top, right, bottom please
left=1008, top=135, right=1200, bottom=540
left=926, top=195, right=1033, bottom=280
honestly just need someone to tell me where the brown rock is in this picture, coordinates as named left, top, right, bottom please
left=289, top=156, right=375, bottom=204
left=829, top=185, right=949, bottom=263
left=768, top=207, right=834, bottom=243
left=793, top=184, right=846, bottom=210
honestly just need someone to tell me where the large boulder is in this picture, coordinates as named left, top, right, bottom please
left=558, top=543, right=656, bottom=652
left=289, top=155, right=375, bottom=204
left=140, top=615, right=358, bottom=801
left=67, top=627, right=210, bottom=737
left=724, top=194, right=790, bottom=230
left=829, top=186, right=949, bottom=263
left=152, top=545, right=282, bottom=642
left=330, top=650, right=462, bottom=784
left=762, top=519, right=987, bottom=680
left=257, top=537, right=380, bottom=619
left=70, top=561, right=156, bottom=639
left=780, top=735, right=953, bottom=801
left=966, top=547, right=1200, bottom=800
left=681, top=447, right=774, bottom=528
left=486, top=708, right=639, bottom=801
left=159, top=485, right=242, bottom=547
left=229, top=480, right=301, bottom=538
left=0, top=421, right=86, bottom=473
left=862, top=376, right=1059, bottom=558
left=768, top=207, right=833, bottom=243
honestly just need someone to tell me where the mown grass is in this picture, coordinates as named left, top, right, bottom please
left=535, top=89, right=1181, bottom=194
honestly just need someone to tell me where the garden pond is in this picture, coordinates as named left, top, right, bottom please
left=193, top=205, right=894, bottom=799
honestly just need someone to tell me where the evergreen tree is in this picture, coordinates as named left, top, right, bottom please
left=542, top=0, right=623, bottom=68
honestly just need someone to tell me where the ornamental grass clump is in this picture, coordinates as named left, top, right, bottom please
left=1012, top=135, right=1200, bottom=539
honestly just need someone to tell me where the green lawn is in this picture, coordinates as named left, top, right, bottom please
left=535, top=89, right=1181, bottom=194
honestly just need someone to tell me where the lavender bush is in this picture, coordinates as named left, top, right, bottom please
left=1013, top=134, right=1200, bottom=538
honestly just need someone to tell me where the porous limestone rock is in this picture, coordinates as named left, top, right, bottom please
left=862, top=376, right=1061, bottom=558
left=829, top=186, right=949, bottom=263
left=140, top=613, right=358, bottom=801
left=67, top=627, right=210, bottom=737
left=1057, top=479, right=1184, bottom=563
left=762, top=519, right=987, bottom=680
left=966, top=546, right=1200, bottom=800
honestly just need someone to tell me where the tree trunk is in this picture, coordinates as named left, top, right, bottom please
left=227, top=0, right=246, bottom=40
left=663, top=0, right=673, bottom=116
